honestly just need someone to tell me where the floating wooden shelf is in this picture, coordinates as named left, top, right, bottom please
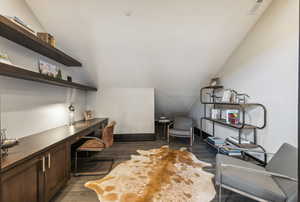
left=0, top=62, right=97, bottom=91
left=0, top=15, right=82, bottom=67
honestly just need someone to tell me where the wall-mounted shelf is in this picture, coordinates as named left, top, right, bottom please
left=0, top=62, right=97, bottom=91
left=0, top=15, right=81, bottom=67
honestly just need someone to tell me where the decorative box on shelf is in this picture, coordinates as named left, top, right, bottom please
left=37, top=32, right=56, bottom=47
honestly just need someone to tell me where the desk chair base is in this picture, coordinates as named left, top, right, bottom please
left=74, top=151, right=114, bottom=176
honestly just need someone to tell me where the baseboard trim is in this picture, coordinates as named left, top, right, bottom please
left=194, top=127, right=211, bottom=139
left=114, top=133, right=156, bottom=142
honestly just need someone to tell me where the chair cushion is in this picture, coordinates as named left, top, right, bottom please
left=78, top=139, right=105, bottom=151
left=216, top=154, right=286, bottom=202
left=169, top=129, right=191, bottom=137
left=173, top=117, right=193, bottom=130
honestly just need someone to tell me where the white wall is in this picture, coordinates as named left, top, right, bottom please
left=0, top=0, right=88, bottom=139
left=26, top=0, right=272, bottom=117
left=190, top=0, right=298, bottom=153
left=87, top=88, right=154, bottom=134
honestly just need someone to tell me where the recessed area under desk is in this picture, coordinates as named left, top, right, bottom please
left=0, top=118, right=108, bottom=202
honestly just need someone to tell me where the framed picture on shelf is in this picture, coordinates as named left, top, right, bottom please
left=84, top=110, right=94, bottom=121
left=38, top=59, right=59, bottom=78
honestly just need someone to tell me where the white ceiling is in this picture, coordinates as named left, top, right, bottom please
left=26, top=0, right=271, bottom=117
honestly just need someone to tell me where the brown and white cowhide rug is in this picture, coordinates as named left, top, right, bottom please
left=85, top=146, right=216, bottom=202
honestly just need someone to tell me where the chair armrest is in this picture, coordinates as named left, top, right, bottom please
left=220, top=163, right=298, bottom=182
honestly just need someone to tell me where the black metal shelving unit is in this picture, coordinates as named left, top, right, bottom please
left=200, top=86, right=268, bottom=165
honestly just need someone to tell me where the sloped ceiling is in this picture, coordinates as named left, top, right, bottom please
left=26, top=0, right=271, bottom=117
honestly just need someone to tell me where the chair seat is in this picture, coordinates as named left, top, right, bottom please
left=77, top=139, right=105, bottom=151
left=216, top=154, right=286, bottom=202
left=169, top=129, right=190, bottom=137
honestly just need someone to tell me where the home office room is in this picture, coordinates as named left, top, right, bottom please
left=0, top=0, right=298, bottom=202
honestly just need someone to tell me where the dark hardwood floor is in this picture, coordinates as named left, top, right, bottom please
left=52, top=135, right=256, bottom=202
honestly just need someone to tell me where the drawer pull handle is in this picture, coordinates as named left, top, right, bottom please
left=42, top=156, right=45, bottom=172
left=48, top=153, right=51, bottom=169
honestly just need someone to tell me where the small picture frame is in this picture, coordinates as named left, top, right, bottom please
left=38, top=59, right=59, bottom=78
left=84, top=110, right=94, bottom=121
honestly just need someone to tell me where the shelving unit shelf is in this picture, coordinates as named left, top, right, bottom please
left=0, top=15, right=81, bottom=67
left=0, top=62, right=97, bottom=91
left=202, top=117, right=257, bottom=129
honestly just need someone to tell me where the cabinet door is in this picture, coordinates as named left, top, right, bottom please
left=1, top=156, right=44, bottom=202
left=44, top=142, right=68, bottom=201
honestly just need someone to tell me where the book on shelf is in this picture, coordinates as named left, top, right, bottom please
left=219, top=146, right=241, bottom=156
left=207, top=136, right=225, bottom=145
left=226, top=136, right=251, bottom=146
left=4, top=15, right=36, bottom=35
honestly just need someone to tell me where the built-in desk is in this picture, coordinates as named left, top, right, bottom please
left=0, top=118, right=108, bottom=202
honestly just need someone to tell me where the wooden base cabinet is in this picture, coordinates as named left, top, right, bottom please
left=1, top=142, right=68, bottom=202
left=1, top=156, right=44, bottom=202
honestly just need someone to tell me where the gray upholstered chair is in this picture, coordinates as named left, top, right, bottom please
left=216, top=143, right=298, bottom=202
left=167, top=116, right=194, bottom=146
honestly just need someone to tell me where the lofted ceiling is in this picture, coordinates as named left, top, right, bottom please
left=25, top=0, right=271, bottom=117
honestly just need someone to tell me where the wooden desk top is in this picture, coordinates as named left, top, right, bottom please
left=1, top=118, right=108, bottom=172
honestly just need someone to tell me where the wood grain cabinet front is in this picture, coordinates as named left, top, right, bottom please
left=44, top=142, right=68, bottom=202
left=1, top=142, right=69, bottom=202
left=1, top=156, right=44, bottom=202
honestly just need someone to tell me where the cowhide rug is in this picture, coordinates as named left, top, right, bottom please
left=85, top=146, right=216, bottom=202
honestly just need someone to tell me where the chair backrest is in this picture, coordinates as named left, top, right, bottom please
left=102, top=121, right=116, bottom=148
left=173, top=117, right=193, bottom=130
left=266, top=143, right=298, bottom=201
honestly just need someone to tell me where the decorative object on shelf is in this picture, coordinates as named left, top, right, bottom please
left=226, top=109, right=240, bottom=124
left=5, top=15, right=36, bottom=35
left=230, top=89, right=238, bottom=103
left=84, top=110, right=94, bottom=121
left=221, top=89, right=232, bottom=102
left=37, top=32, right=56, bottom=47
left=0, top=52, right=12, bottom=65
left=0, top=129, right=18, bottom=159
left=56, top=69, right=62, bottom=79
left=68, top=104, right=75, bottom=126
left=236, top=93, right=250, bottom=104
left=38, top=59, right=59, bottom=78
left=209, top=77, right=220, bottom=87
left=211, top=109, right=220, bottom=119
left=67, top=76, right=72, bottom=82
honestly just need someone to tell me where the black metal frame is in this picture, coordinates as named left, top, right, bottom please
left=200, top=86, right=268, bottom=165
